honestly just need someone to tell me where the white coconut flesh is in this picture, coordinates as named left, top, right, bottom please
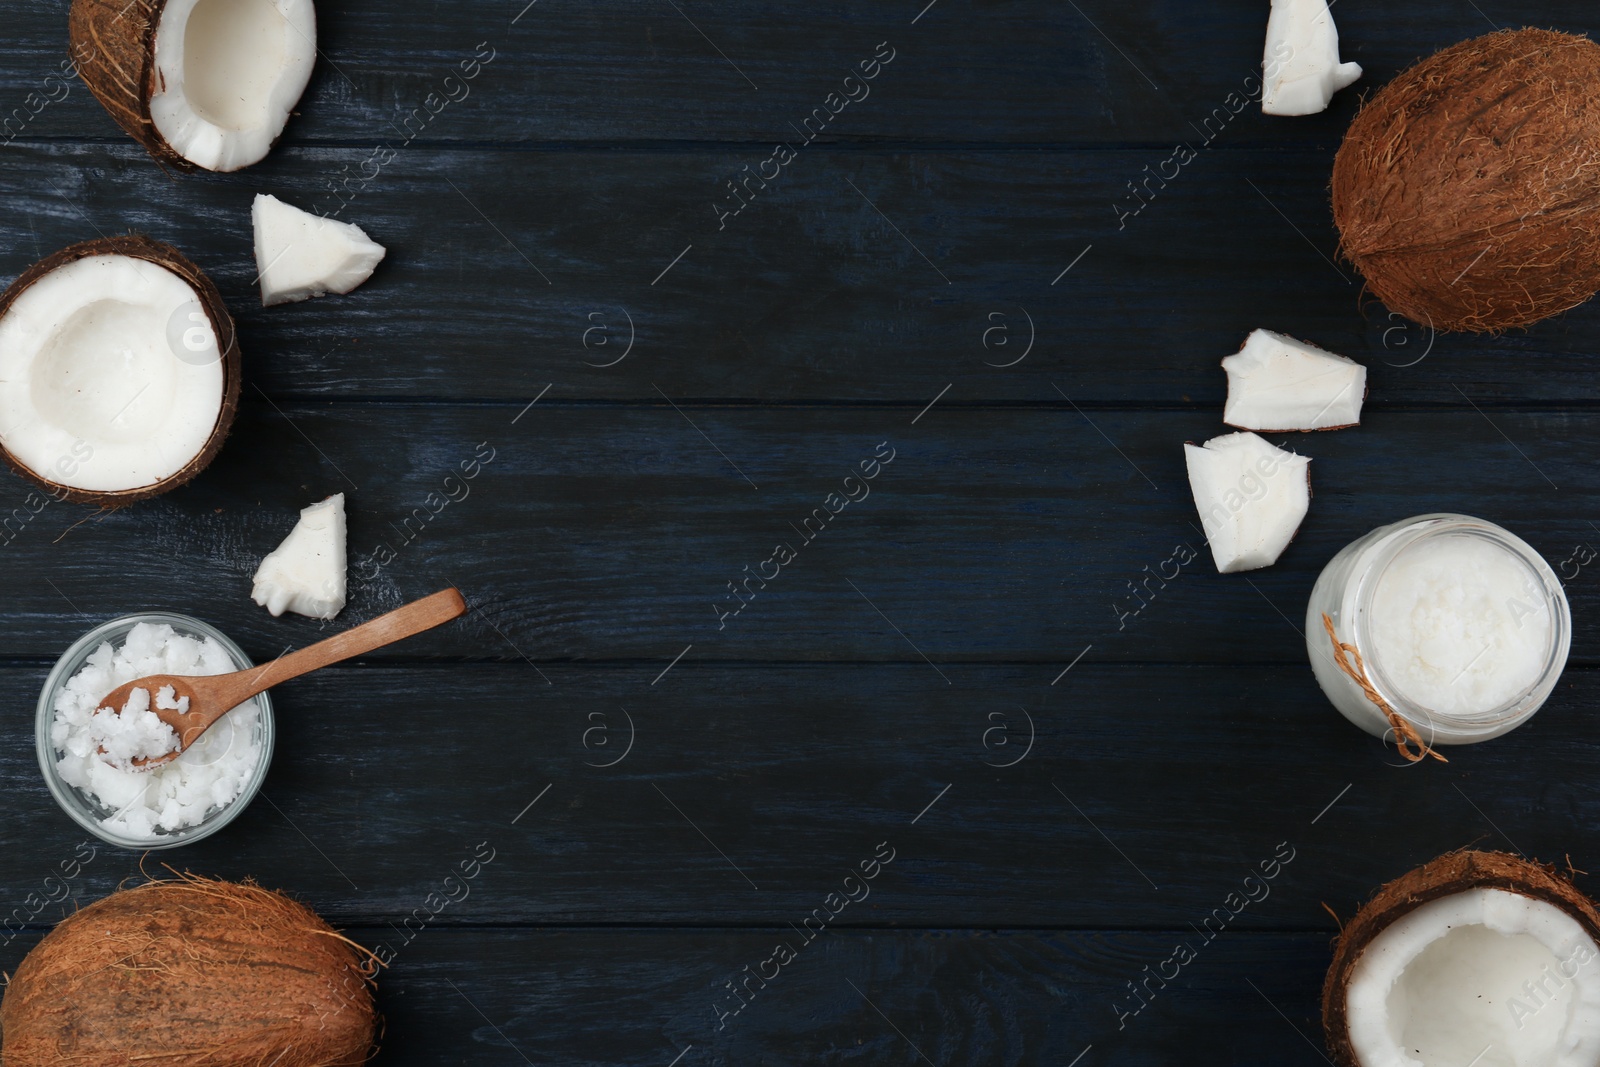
left=1185, top=431, right=1309, bottom=573
left=252, top=194, right=387, bottom=306
left=0, top=255, right=223, bottom=493
left=1347, top=888, right=1600, bottom=1067
left=1222, top=328, right=1366, bottom=431
left=1262, top=0, right=1362, bottom=116
left=148, top=0, right=317, bottom=172
left=252, top=492, right=347, bottom=619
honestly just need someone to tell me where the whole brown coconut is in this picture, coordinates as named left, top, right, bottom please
left=1321, top=850, right=1600, bottom=1067
left=0, top=234, right=241, bottom=508
left=0, top=876, right=379, bottom=1067
left=1332, top=29, right=1600, bottom=332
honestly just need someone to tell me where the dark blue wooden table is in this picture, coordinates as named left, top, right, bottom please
left=1, top=1, right=1597, bottom=1063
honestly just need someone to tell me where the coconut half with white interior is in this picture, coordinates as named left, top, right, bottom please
left=1324, top=850, right=1600, bottom=1067
left=69, top=0, right=317, bottom=172
left=0, top=236, right=241, bottom=506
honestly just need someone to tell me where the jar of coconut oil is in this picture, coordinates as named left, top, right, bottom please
left=1306, top=514, right=1570, bottom=750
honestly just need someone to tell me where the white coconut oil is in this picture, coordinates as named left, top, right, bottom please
left=51, top=622, right=263, bottom=838
left=1306, top=515, right=1570, bottom=746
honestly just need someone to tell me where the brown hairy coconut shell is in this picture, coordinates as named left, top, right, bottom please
left=0, top=875, right=379, bottom=1066
left=1332, top=28, right=1600, bottom=332
left=0, top=234, right=241, bottom=508
left=1321, top=850, right=1600, bottom=1067
left=69, top=0, right=193, bottom=171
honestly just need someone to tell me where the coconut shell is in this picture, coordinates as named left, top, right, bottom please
left=1331, top=28, right=1600, bottom=332
left=0, top=235, right=241, bottom=508
left=0, top=876, right=379, bottom=1067
left=69, top=0, right=195, bottom=171
left=1321, top=850, right=1600, bottom=1067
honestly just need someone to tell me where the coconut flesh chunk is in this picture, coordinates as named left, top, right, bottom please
left=1222, top=329, right=1366, bottom=432
left=0, top=254, right=224, bottom=495
left=1185, top=432, right=1310, bottom=573
left=1346, top=888, right=1600, bottom=1067
left=252, top=493, right=347, bottom=619
left=1262, top=0, right=1362, bottom=116
left=147, top=0, right=317, bottom=172
left=252, top=195, right=387, bottom=306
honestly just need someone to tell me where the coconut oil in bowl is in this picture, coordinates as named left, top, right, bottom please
left=36, top=613, right=274, bottom=849
left=1306, top=514, right=1570, bottom=750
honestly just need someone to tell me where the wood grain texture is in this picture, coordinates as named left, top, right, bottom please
left=0, top=1, right=1590, bottom=146
left=5, top=663, right=1599, bottom=927
left=0, top=406, right=1593, bottom=665
left=4, top=144, right=1600, bottom=404
left=0, top=0, right=1595, bottom=1063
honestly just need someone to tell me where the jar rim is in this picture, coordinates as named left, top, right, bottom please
left=1347, top=514, right=1571, bottom=735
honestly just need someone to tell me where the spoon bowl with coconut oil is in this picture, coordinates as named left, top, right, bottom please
left=95, top=588, right=467, bottom=770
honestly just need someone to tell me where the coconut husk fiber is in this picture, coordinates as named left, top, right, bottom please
left=1332, top=28, right=1600, bottom=332
left=69, top=0, right=194, bottom=171
left=0, top=875, right=379, bottom=1066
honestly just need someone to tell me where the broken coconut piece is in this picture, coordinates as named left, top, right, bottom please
left=1185, top=432, right=1310, bottom=573
left=0, top=236, right=240, bottom=507
left=1261, top=0, right=1361, bottom=116
left=70, top=0, right=317, bottom=172
left=1222, top=329, right=1366, bottom=432
left=1324, top=851, right=1600, bottom=1067
left=252, top=195, right=387, bottom=306
left=252, top=493, right=347, bottom=619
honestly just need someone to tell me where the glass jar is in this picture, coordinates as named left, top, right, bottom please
left=1305, top=514, right=1570, bottom=748
left=36, top=613, right=275, bottom=849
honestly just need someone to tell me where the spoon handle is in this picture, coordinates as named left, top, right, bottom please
left=237, top=588, right=468, bottom=698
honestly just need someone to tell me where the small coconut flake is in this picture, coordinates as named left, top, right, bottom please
left=252, top=493, right=347, bottom=620
left=154, top=684, right=189, bottom=713
left=1261, top=0, right=1361, bottom=116
left=252, top=194, right=387, bottom=307
left=1222, top=329, right=1366, bottom=432
left=1185, top=432, right=1310, bottom=573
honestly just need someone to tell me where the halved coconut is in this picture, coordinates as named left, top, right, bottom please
left=1185, top=431, right=1310, bottom=573
left=0, top=236, right=240, bottom=506
left=70, top=0, right=317, bottom=172
left=1222, top=329, right=1367, bottom=432
left=252, top=492, right=347, bottom=619
left=1325, top=851, right=1600, bottom=1067
left=253, top=194, right=386, bottom=306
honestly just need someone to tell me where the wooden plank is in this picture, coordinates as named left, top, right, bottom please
left=0, top=4, right=1584, bottom=1065
left=1, top=0, right=1576, bottom=148
left=0, top=142, right=1595, bottom=405
left=3, top=662, right=1597, bottom=925
left=0, top=923, right=1331, bottom=1066
left=0, top=406, right=1594, bottom=664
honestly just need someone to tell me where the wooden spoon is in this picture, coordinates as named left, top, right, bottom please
left=95, top=588, right=468, bottom=770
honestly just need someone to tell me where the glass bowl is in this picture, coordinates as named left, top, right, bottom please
left=35, top=613, right=274, bottom=849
